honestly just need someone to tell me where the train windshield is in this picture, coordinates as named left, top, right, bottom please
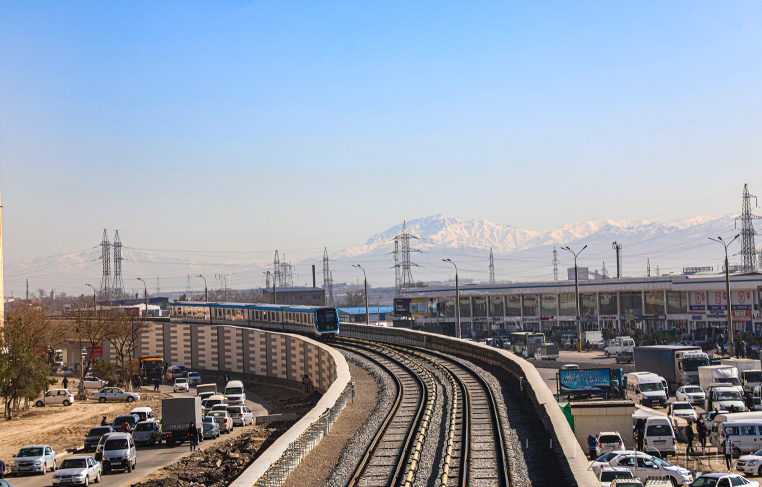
left=315, top=308, right=339, bottom=331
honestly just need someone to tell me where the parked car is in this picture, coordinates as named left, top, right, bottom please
left=174, top=378, right=190, bottom=393
left=130, top=406, right=155, bottom=422
left=736, top=448, right=762, bottom=476
left=93, top=387, right=140, bottom=403
left=10, top=445, right=56, bottom=475
left=689, top=472, right=759, bottom=486
left=72, top=377, right=108, bottom=390
left=202, top=420, right=220, bottom=439
left=111, top=414, right=140, bottom=433
left=83, top=426, right=115, bottom=452
left=208, top=410, right=234, bottom=433
left=133, top=420, right=163, bottom=446
left=590, top=451, right=692, bottom=485
left=187, top=372, right=202, bottom=386
left=668, top=401, right=698, bottom=422
left=35, top=389, right=74, bottom=407
left=227, top=405, right=255, bottom=426
left=596, top=432, right=625, bottom=456
left=561, top=364, right=580, bottom=370
left=101, top=432, right=137, bottom=474
left=52, top=455, right=101, bottom=486
left=615, top=351, right=633, bottom=364
left=165, top=365, right=187, bottom=381
left=675, top=386, right=706, bottom=406
left=596, top=466, right=636, bottom=487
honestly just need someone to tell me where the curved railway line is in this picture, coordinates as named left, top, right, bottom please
left=334, top=338, right=511, bottom=487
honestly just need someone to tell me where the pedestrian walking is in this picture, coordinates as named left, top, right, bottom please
left=724, top=438, right=733, bottom=470
left=188, top=422, right=198, bottom=451
left=62, top=376, right=68, bottom=389
left=587, top=434, right=598, bottom=460
left=154, top=377, right=160, bottom=391
left=223, top=373, right=229, bottom=385
left=302, top=374, right=312, bottom=393
left=698, top=421, right=707, bottom=454
left=686, top=421, right=695, bottom=454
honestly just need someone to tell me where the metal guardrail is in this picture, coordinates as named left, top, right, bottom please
left=254, top=382, right=354, bottom=487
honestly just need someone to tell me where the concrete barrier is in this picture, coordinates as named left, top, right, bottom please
left=341, top=324, right=600, bottom=487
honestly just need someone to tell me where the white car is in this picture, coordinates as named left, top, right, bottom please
left=72, top=377, right=108, bottom=390
left=35, top=389, right=74, bottom=407
left=93, top=387, right=140, bottom=403
left=596, top=432, right=625, bottom=456
left=174, top=378, right=190, bottom=393
left=227, top=405, right=255, bottom=426
left=596, top=466, right=636, bottom=487
left=675, top=385, right=706, bottom=405
left=669, top=401, right=698, bottom=422
left=10, top=445, right=57, bottom=475
left=736, top=449, right=762, bottom=477
left=590, top=450, right=692, bottom=485
left=53, top=455, right=101, bottom=486
left=690, top=472, right=759, bottom=487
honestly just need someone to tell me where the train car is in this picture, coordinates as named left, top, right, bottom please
left=168, top=301, right=340, bottom=339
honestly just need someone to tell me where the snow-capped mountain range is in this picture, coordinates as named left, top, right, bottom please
left=6, top=213, right=749, bottom=296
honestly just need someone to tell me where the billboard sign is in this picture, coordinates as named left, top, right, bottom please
left=394, top=298, right=411, bottom=317
left=559, top=368, right=611, bottom=394
left=411, top=298, right=428, bottom=317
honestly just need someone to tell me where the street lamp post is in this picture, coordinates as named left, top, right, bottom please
left=562, top=245, right=588, bottom=353
left=70, top=301, right=84, bottom=400
left=442, top=259, right=460, bottom=339
left=709, top=234, right=740, bottom=357
left=137, top=277, right=148, bottom=318
left=85, top=283, right=96, bottom=308
left=352, top=264, right=369, bottom=326
left=196, top=275, right=208, bottom=302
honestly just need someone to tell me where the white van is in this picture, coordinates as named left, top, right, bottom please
left=604, top=337, right=635, bottom=357
left=224, top=380, right=245, bottom=405
left=643, top=416, right=676, bottom=457
left=713, top=421, right=762, bottom=456
left=626, top=372, right=668, bottom=408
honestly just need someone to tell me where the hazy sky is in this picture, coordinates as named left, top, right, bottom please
left=2, top=2, right=762, bottom=293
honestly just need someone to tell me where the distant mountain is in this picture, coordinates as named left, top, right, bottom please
left=6, top=213, right=747, bottom=295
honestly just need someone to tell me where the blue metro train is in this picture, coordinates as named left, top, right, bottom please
left=169, top=301, right=340, bottom=339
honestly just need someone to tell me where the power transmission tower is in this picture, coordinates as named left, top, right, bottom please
left=602, top=262, right=608, bottom=278
left=488, top=247, right=495, bottom=284
left=186, top=275, right=192, bottom=294
left=112, top=230, right=124, bottom=299
left=322, top=248, right=335, bottom=306
left=552, top=247, right=559, bottom=281
left=736, top=183, right=760, bottom=273
left=392, top=221, right=419, bottom=293
left=647, top=258, right=651, bottom=277
left=273, top=251, right=282, bottom=288
left=100, top=229, right=111, bottom=298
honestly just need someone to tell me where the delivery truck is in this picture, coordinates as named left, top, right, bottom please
left=721, top=358, right=762, bottom=394
left=162, top=396, right=202, bottom=447
left=698, top=365, right=742, bottom=395
left=633, top=345, right=709, bottom=393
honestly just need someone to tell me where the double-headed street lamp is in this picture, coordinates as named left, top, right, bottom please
left=85, top=283, right=96, bottom=308
left=197, top=274, right=208, bottom=302
left=562, top=245, right=587, bottom=353
left=136, top=277, right=148, bottom=318
left=352, top=264, right=369, bottom=326
left=709, top=234, right=740, bottom=357
left=442, top=258, right=461, bottom=339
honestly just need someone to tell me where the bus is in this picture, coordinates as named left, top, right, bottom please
left=509, top=332, right=546, bottom=358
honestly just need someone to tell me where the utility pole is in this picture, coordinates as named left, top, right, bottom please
left=562, top=245, right=588, bottom=353
left=710, top=234, right=740, bottom=357
left=353, top=264, right=369, bottom=326
left=197, top=275, right=208, bottom=302
left=612, top=242, right=622, bottom=278
left=443, top=258, right=460, bottom=339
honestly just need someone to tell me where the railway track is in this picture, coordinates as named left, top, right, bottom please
left=335, top=338, right=510, bottom=487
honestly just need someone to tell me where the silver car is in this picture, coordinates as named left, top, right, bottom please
left=53, top=455, right=101, bottom=486
left=93, top=387, right=141, bottom=403
left=10, top=445, right=56, bottom=475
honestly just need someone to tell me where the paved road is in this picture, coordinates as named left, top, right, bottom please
left=8, top=384, right=271, bottom=487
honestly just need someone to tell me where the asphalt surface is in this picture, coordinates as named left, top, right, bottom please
left=7, top=383, right=271, bottom=487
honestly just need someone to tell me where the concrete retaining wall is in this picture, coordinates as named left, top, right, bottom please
left=100, top=322, right=341, bottom=394
left=341, top=323, right=600, bottom=487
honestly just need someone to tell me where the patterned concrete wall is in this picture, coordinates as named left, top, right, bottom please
left=104, top=322, right=338, bottom=394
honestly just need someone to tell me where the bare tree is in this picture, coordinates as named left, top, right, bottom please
left=105, top=314, right=150, bottom=390
left=66, top=308, right=117, bottom=399
left=342, top=291, right=365, bottom=307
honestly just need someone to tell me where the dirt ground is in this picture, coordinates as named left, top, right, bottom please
left=0, top=378, right=318, bottom=473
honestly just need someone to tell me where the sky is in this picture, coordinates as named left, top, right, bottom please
left=1, top=2, right=762, bottom=295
